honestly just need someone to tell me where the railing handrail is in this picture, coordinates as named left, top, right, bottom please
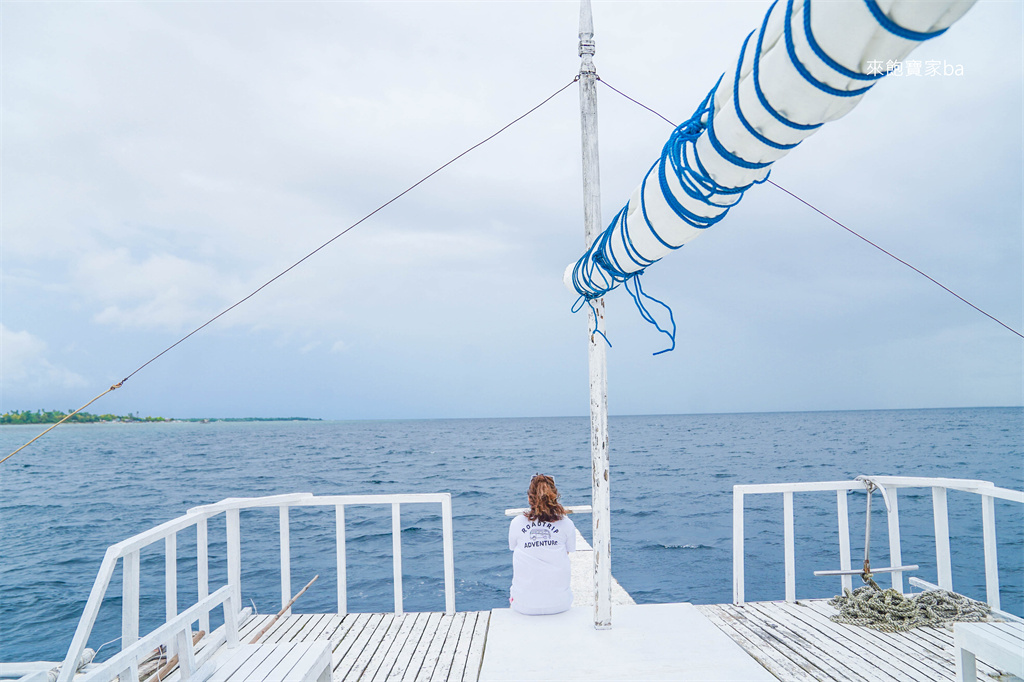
left=504, top=504, right=593, bottom=517
left=77, top=586, right=236, bottom=682
left=732, top=475, right=1023, bottom=608
left=59, top=492, right=456, bottom=682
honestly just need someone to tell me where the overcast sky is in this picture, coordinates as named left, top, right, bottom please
left=3, top=1, right=1021, bottom=420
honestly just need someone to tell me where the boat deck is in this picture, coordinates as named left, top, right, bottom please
left=193, top=610, right=490, bottom=682
left=174, top=600, right=1019, bottom=682
left=697, top=599, right=1017, bottom=682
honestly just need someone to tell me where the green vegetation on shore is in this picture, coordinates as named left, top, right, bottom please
left=0, top=410, right=321, bottom=425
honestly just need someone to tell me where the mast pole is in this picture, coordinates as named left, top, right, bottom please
left=578, top=0, right=611, bottom=630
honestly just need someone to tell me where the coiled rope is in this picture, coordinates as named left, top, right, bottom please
left=828, top=578, right=992, bottom=632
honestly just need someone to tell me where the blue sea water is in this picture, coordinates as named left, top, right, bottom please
left=1, top=407, right=1021, bottom=663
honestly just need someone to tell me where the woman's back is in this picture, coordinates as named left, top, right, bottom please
left=507, top=474, right=576, bottom=615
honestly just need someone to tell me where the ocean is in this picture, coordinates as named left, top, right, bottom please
left=1, top=407, right=1021, bottom=663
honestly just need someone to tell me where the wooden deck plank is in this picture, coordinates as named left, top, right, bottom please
left=335, top=613, right=393, bottom=680
left=331, top=613, right=379, bottom=676
left=419, top=613, right=462, bottom=682
left=703, top=604, right=824, bottom=681
left=461, top=611, right=489, bottom=682
left=697, top=605, right=807, bottom=681
left=265, top=614, right=313, bottom=644
left=276, top=610, right=319, bottom=643
left=802, top=599, right=1005, bottom=680
left=429, top=613, right=468, bottom=682
left=360, top=613, right=412, bottom=681
left=303, top=613, right=341, bottom=644
left=410, top=613, right=457, bottom=682
left=333, top=613, right=385, bottom=678
left=398, top=613, right=448, bottom=682
left=221, top=642, right=290, bottom=682
left=348, top=613, right=401, bottom=681
left=792, top=600, right=958, bottom=681
left=719, top=603, right=846, bottom=681
left=745, top=601, right=873, bottom=682
left=367, top=613, right=424, bottom=682
left=386, top=612, right=436, bottom=682
left=329, top=613, right=374, bottom=670
left=446, top=612, right=476, bottom=682
left=326, top=613, right=367, bottom=656
left=749, top=602, right=925, bottom=679
left=703, top=600, right=1017, bottom=682
left=897, top=620, right=1007, bottom=680
left=244, top=643, right=306, bottom=681
left=290, top=614, right=331, bottom=644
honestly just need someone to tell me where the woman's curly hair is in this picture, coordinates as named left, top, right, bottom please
left=525, top=474, right=568, bottom=523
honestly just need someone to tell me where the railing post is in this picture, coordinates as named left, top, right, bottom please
left=227, top=508, right=242, bottom=613
left=836, top=490, right=852, bottom=594
left=174, top=627, right=197, bottom=679
left=165, top=533, right=178, bottom=621
left=441, top=495, right=455, bottom=614
left=732, top=488, right=745, bottom=604
left=932, top=487, right=953, bottom=590
left=165, top=533, right=178, bottom=659
left=57, top=551, right=118, bottom=682
left=197, top=517, right=210, bottom=635
left=280, top=505, right=292, bottom=613
left=981, top=494, right=1000, bottom=609
left=222, top=593, right=240, bottom=648
left=784, top=491, right=795, bottom=602
left=392, top=502, right=404, bottom=615
left=885, top=487, right=905, bottom=593
left=335, top=505, right=347, bottom=615
left=122, top=551, right=140, bottom=649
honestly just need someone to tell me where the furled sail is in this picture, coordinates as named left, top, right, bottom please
left=566, top=0, right=976, bottom=320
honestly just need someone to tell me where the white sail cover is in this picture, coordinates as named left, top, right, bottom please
left=567, top=0, right=976, bottom=304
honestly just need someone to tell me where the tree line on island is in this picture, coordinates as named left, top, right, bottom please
left=0, top=410, right=321, bottom=425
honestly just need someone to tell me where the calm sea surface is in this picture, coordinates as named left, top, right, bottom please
left=1, top=407, right=1021, bottom=662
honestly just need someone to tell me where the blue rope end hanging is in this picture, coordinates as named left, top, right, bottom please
left=571, top=272, right=676, bottom=356
left=624, top=273, right=676, bottom=356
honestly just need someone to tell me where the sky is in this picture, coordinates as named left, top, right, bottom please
left=3, top=0, right=1021, bottom=421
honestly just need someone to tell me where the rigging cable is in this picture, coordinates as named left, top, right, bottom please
left=3, top=77, right=580, bottom=465
left=595, top=77, right=1023, bottom=341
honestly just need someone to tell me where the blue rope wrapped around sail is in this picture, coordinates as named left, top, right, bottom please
left=567, top=0, right=976, bottom=351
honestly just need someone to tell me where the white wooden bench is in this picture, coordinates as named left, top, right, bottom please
left=206, top=642, right=331, bottom=682
left=954, top=621, right=1023, bottom=682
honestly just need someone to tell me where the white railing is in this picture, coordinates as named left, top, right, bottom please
left=78, top=586, right=240, bottom=682
left=732, top=476, right=1023, bottom=606
left=58, top=492, right=455, bottom=682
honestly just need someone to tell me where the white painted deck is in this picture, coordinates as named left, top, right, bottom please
left=479, top=603, right=775, bottom=681
left=148, top=600, right=1024, bottom=682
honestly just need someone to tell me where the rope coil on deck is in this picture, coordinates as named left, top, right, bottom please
left=828, top=580, right=992, bottom=632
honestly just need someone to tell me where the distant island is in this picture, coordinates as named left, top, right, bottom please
left=0, top=410, right=321, bottom=425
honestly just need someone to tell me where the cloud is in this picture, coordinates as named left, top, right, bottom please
left=0, top=325, right=87, bottom=393
left=1, top=1, right=1019, bottom=418
left=74, top=248, right=241, bottom=332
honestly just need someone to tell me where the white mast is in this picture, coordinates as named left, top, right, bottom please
left=578, top=0, right=611, bottom=630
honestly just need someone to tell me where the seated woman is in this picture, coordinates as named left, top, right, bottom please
left=508, top=474, right=576, bottom=615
